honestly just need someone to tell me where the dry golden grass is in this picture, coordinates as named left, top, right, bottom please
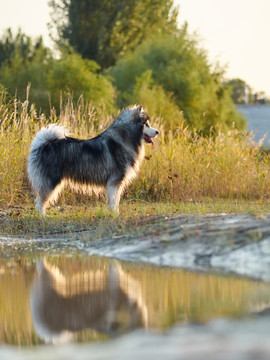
left=1, top=94, right=270, bottom=208
left=138, top=125, right=270, bottom=201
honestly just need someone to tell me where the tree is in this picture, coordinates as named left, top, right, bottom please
left=48, top=0, right=178, bottom=68
left=110, top=33, right=246, bottom=132
left=0, top=29, right=53, bottom=111
left=47, top=50, right=116, bottom=112
left=226, top=78, right=253, bottom=104
left=0, top=29, right=116, bottom=114
left=0, top=28, right=49, bottom=67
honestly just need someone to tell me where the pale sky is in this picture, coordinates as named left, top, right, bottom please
left=176, top=0, right=270, bottom=96
left=0, top=0, right=269, bottom=96
left=0, top=0, right=51, bottom=44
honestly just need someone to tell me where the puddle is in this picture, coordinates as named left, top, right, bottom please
left=3, top=213, right=270, bottom=358
left=1, top=250, right=270, bottom=347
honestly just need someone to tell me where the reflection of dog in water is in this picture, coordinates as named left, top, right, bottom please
left=27, top=106, right=158, bottom=215
left=30, top=259, right=148, bottom=343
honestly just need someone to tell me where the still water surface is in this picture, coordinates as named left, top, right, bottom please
left=1, top=252, right=270, bottom=347
left=237, top=104, right=270, bottom=145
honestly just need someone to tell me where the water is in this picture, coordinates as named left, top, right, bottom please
left=237, top=104, right=270, bottom=145
left=1, top=251, right=270, bottom=347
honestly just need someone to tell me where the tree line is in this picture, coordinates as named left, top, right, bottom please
left=0, top=0, right=246, bottom=132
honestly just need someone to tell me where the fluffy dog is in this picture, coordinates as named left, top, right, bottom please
left=27, top=106, right=158, bottom=215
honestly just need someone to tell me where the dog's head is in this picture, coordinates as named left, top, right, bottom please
left=135, top=106, right=159, bottom=146
left=116, top=105, right=159, bottom=146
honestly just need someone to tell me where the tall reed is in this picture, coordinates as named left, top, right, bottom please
left=0, top=93, right=269, bottom=207
left=137, top=125, right=270, bottom=201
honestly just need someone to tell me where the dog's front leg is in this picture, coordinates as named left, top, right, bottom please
left=106, top=182, right=122, bottom=213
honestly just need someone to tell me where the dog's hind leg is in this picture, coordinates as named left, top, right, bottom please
left=35, top=182, right=64, bottom=216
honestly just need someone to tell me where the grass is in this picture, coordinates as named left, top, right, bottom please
left=1, top=90, right=270, bottom=236
left=1, top=198, right=270, bottom=236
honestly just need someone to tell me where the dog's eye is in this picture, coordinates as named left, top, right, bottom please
left=141, top=113, right=150, bottom=124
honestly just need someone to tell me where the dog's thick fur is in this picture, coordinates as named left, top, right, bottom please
left=27, top=105, right=158, bottom=215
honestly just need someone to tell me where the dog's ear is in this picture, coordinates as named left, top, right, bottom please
left=134, top=105, right=149, bottom=123
left=137, top=106, right=146, bottom=118
left=137, top=105, right=142, bottom=113
left=138, top=106, right=150, bottom=122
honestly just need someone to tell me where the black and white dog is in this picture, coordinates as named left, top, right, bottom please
left=28, top=106, right=158, bottom=215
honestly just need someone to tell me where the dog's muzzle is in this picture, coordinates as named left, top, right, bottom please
left=143, top=126, right=159, bottom=146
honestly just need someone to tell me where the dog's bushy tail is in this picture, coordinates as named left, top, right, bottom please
left=28, top=125, right=67, bottom=196
left=30, top=124, right=67, bottom=152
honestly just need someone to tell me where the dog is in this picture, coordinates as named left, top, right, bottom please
left=27, top=105, right=158, bottom=215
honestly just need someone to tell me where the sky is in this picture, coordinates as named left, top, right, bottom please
left=176, top=0, right=270, bottom=96
left=0, top=0, right=269, bottom=96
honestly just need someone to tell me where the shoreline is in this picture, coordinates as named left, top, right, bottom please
left=2, top=213, right=270, bottom=282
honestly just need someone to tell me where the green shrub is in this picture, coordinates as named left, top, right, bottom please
left=0, top=30, right=117, bottom=115
left=110, top=32, right=246, bottom=132
left=0, top=32, right=51, bottom=112
left=47, top=50, right=116, bottom=113
left=124, top=70, right=181, bottom=129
